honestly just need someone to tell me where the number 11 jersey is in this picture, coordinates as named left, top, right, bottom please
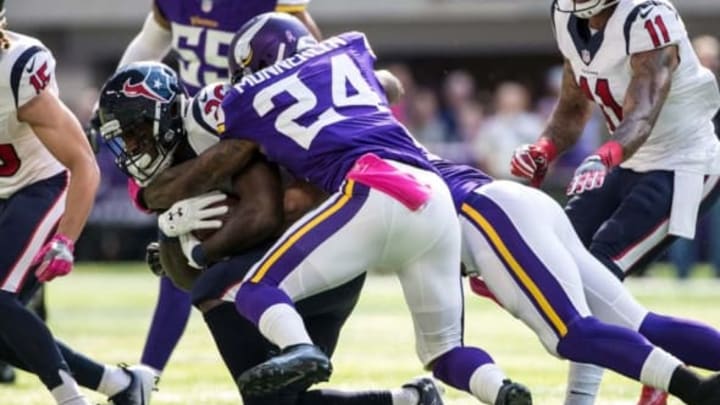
left=552, top=0, right=720, bottom=173
left=219, top=32, right=434, bottom=193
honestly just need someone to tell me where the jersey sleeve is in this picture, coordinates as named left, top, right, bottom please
left=624, top=1, right=685, bottom=55
left=10, top=46, right=58, bottom=109
left=338, top=31, right=377, bottom=62
left=275, top=0, right=310, bottom=13
left=185, top=82, right=229, bottom=154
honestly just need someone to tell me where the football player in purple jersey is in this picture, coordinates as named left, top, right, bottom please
left=103, top=0, right=323, bottom=385
left=427, top=153, right=720, bottom=405
left=97, top=61, right=447, bottom=405
left=142, top=12, right=534, bottom=405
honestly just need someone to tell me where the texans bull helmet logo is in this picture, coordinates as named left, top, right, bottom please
left=120, top=68, right=175, bottom=103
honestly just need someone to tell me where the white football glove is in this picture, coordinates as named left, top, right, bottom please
left=158, top=191, right=228, bottom=237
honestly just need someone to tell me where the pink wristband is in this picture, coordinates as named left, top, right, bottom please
left=537, top=137, right=558, bottom=162
left=127, top=179, right=152, bottom=214
left=596, top=141, right=624, bottom=167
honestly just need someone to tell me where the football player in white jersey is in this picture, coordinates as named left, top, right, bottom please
left=95, top=0, right=323, bottom=384
left=509, top=1, right=720, bottom=404
left=0, top=3, right=160, bottom=405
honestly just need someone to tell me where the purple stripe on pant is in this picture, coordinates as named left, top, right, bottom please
left=461, top=192, right=582, bottom=336
left=236, top=183, right=370, bottom=326
left=461, top=192, right=659, bottom=381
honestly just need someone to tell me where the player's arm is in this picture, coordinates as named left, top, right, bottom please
left=289, top=9, right=322, bottom=40
left=141, top=138, right=257, bottom=211
left=541, top=59, right=594, bottom=154
left=159, top=238, right=199, bottom=291
left=612, top=46, right=679, bottom=160
left=116, top=5, right=172, bottom=69
left=510, top=59, right=593, bottom=185
left=18, top=88, right=99, bottom=242
left=276, top=1, right=322, bottom=40
left=200, top=157, right=284, bottom=261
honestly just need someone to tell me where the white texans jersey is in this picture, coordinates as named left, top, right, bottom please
left=0, top=32, right=64, bottom=198
left=183, top=82, right=229, bottom=154
left=553, top=0, right=720, bottom=173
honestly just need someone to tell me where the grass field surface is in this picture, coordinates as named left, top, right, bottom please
left=2, top=263, right=718, bottom=404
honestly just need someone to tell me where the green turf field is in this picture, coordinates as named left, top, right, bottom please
left=2, top=263, right=718, bottom=404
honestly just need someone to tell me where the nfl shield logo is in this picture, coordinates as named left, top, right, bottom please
left=201, top=0, right=213, bottom=13
left=581, top=49, right=591, bottom=64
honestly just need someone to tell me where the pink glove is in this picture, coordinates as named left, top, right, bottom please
left=33, top=234, right=75, bottom=282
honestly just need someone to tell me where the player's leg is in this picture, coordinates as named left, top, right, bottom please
left=564, top=226, right=720, bottom=371
left=461, top=181, right=720, bottom=403
left=0, top=172, right=92, bottom=404
left=231, top=181, right=385, bottom=394
left=139, top=275, right=192, bottom=378
left=365, top=171, right=528, bottom=405
left=195, top=239, right=409, bottom=404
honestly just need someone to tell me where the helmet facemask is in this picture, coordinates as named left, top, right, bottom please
left=555, top=0, right=620, bottom=19
left=100, top=97, right=183, bottom=186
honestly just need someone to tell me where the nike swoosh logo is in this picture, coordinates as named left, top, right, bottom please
left=639, top=8, right=652, bottom=18
left=25, top=57, right=35, bottom=73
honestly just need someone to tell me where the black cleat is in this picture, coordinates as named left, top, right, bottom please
left=403, top=376, right=444, bottom=405
left=690, top=373, right=720, bottom=405
left=107, top=364, right=156, bottom=405
left=237, top=344, right=332, bottom=397
left=495, top=379, right=532, bottom=405
left=0, top=361, right=15, bottom=384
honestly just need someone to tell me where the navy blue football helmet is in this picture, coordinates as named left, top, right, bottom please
left=97, top=62, right=184, bottom=185
left=228, top=12, right=317, bottom=83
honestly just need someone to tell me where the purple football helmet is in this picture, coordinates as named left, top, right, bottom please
left=228, top=12, right=317, bottom=83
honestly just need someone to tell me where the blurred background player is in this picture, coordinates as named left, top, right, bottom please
left=97, top=61, right=446, bottom=405
left=0, top=2, right=159, bottom=405
left=509, top=0, right=720, bottom=404
left=667, top=34, right=720, bottom=280
left=101, top=0, right=322, bottom=383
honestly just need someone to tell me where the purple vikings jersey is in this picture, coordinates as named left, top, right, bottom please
left=430, top=158, right=494, bottom=211
left=219, top=32, right=435, bottom=193
left=155, top=0, right=309, bottom=96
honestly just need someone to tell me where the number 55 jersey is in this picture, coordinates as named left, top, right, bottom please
left=156, top=0, right=310, bottom=96
left=552, top=0, right=720, bottom=174
left=0, top=32, right=63, bottom=198
left=219, top=32, right=434, bottom=193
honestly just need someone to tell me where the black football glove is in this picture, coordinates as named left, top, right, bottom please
left=145, top=241, right=164, bottom=277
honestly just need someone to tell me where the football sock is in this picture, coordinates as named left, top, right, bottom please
left=557, top=317, right=655, bottom=381
left=468, top=363, right=507, bottom=404
left=431, top=346, right=498, bottom=403
left=390, top=387, right=420, bottom=405
left=640, top=312, right=720, bottom=370
left=140, top=276, right=192, bottom=371
left=96, top=365, right=132, bottom=397
left=639, top=348, right=683, bottom=391
left=258, top=303, right=312, bottom=349
left=50, top=369, right=88, bottom=405
left=564, top=362, right=603, bottom=405
left=55, top=341, right=104, bottom=390
left=0, top=291, right=68, bottom=389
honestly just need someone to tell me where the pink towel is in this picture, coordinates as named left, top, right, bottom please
left=127, top=178, right=152, bottom=214
left=346, top=153, right=431, bottom=211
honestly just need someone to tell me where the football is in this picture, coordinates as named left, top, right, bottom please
left=191, top=195, right=239, bottom=241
